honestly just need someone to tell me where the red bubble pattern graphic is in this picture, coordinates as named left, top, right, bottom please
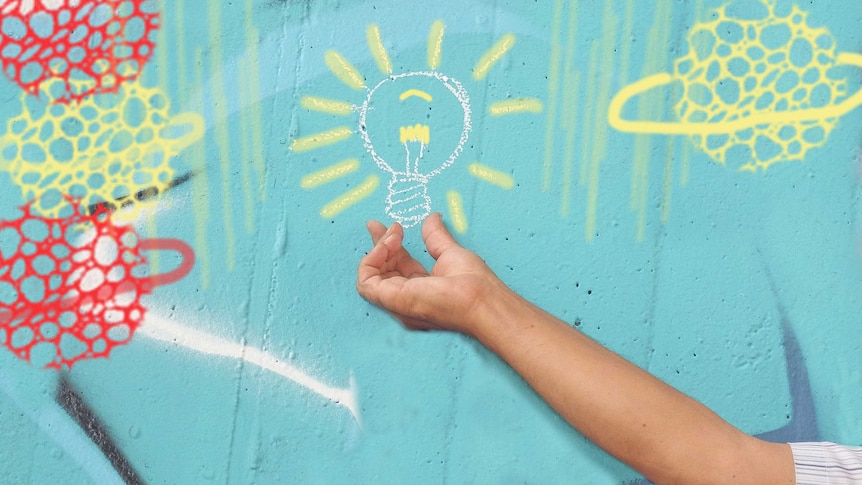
left=0, top=0, right=160, bottom=102
left=0, top=200, right=150, bottom=369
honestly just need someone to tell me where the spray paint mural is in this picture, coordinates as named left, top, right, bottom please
left=0, top=0, right=860, bottom=483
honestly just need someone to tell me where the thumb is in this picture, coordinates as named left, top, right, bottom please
left=422, top=213, right=459, bottom=260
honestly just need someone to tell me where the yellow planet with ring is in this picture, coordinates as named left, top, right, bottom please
left=608, top=0, right=862, bottom=172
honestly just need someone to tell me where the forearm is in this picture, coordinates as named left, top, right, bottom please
left=470, top=284, right=794, bottom=485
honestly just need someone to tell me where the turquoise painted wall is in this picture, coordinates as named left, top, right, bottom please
left=0, top=0, right=860, bottom=483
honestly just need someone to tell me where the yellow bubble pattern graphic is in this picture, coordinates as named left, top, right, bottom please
left=0, top=80, right=203, bottom=218
left=673, top=1, right=848, bottom=171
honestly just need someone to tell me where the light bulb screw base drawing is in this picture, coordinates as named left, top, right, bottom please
left=385, top=173, right=431, bottom=227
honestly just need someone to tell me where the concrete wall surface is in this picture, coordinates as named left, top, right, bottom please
left=0, top=0, right=860, bottom=483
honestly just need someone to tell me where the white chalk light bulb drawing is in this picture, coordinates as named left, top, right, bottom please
left=358, top=71, right=471, bottom=227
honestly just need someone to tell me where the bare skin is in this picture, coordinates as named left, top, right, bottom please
left=357, top=214, right=795, bottom=485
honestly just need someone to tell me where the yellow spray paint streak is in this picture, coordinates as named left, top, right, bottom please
left=585, top=2, right=617, bottom=242
left=661, top=136, right=675, bottom=223
left=192, top=48, right=212, bottom=288
left=291, top=127, right=353, bottom=152
left=145, top=0, right=174, bottom=277
left=680, top=135, right=691, bottom=186
left=325, top=51, right=366, bottom=90
left=178, top=2, right=210, bottom=287
left=300, top=96, right=354, bottom=116
left=446, top=191, right=468, bottom=233
left=561, top=72, right=581, bottom=217
left=366, top=24, right=392, bottom=75
left=679, top=0, right=702, bottom=189
left=631, top=0, right=672, bottom=241
left=320, top=175, right=379, bottom=218
left=559, top=0, right=580, bottom=216
left=427, top=20, right=445, bottom=70
left=472, top=33, right=516, bottom=80
left=245, top=0, right=267, bottom=201
left=618, top=0, right=635, bottom=85
left=542, top=0, right=565, bottom=191
left=579, top=41, right=600, bottom=187
left=467, top=163, right=514, bottom=189
left=208, top=3, right=236, bottom=270
left=301, top=159, right=360, bottom=189
left=488, top=98, right=543, bottom=116
left=238, top=56, right=256, bottom=232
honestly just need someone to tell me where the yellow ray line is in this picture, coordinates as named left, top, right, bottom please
left=238, top=56, right=255, bottom=232
left=301, top=159, right=360, bottom=189
left=320, top=175, right=379, bottom=218
left=472, top=33, right=516, bottom=80
left=446, top=191, right=468, bottom=233
left=300, top=96, right=354, bottom=116
left=192, top=48, right=211, bottom=288
left=542, top=0, right=564, bottom=192
left=585, top=2, right=617, bottom=242
left=245, top=0, right=267, bottom=201
left=427, top=20, right=445, bottom=70
left=291, top=127, right=353, bottom=152
left=366, top=24, right=392, bottom=75
left=488, top=98, right=543, bottom=116
left=208, top=4, right=236, bottom=270
left=468, top=162, right=514, bottom=189
left=325, top=50, right=366, bottom=90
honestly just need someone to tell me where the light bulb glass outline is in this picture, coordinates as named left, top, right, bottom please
left=357, top=70, right=472, bottom=226
left=359, top=70, right=472, bottom=177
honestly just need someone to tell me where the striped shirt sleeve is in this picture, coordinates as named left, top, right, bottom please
left=790, top=442, right=862, bottom=484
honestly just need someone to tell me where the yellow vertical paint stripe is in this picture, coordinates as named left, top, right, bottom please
left=427, top=20, right=445, bottom=70
left=446, top=191, right=468, bottom=233
left=208, top=3, right=236, bottom=270
left=291, top=127, right=353, bottom=152
left=579, top=41, right=600, bottom=187
left=238, top=56, right=256, bottom=232
left=366, top=24, right=392, bottom=75
left=488, top=98, right=543, bottom=116
left=661, top=136, right=674, bottom=223
left=192, top=48, right=211, bottom=288
left=618, top=0, right=636, bottom=85
left=542, top=0, right=565, bottom=191
left=300, top=96, right=354, bottom=116
left=320, top=175, right=379, bottom=218
left=245, top=0, right=267, bottom=201
left=325, top=51, right=366, bottom=90
left=472, top=33, right=516, bottom=80
left=635, top=0, right=674, bottom=240
left=467, top=163, right=514, bottom=189
left=301, top=159, right=361, bottom=189
left=680, top=137, right=691, bottom=186
left=585, top=2, right=617, bottom=242
left=561, top=72, right=580, bottom=217
left=559, top=0, right=580, bottom=215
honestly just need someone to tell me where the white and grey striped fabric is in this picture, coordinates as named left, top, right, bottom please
left=791, top=442, right=862, bottom=484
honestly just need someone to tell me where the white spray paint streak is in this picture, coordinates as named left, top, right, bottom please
left=138, top=314, right=361, bottom=425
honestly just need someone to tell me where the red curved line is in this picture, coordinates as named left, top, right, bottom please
left=138, top=238, right=196, bottom=288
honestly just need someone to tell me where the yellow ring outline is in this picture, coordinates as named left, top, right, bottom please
left=608, top=52, right=862, bottom=135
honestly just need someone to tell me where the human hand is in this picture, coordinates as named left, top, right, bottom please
left=356, top=213, right=504, bottom=335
